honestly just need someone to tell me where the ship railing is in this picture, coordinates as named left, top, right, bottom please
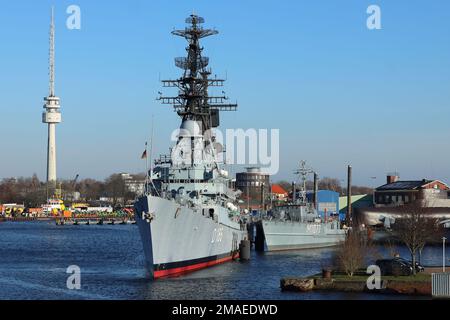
left=155, top=154, right=172, bottom=165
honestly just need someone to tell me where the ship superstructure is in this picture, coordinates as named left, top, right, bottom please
left=134, top=15, right=247, bottom=279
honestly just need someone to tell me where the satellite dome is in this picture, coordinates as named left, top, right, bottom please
left=179, top=120, right=202, bottom=137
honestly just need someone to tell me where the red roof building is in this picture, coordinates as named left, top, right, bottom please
left=271, top=184, right=288, bottom=201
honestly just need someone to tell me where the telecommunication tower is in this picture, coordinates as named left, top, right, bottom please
left=42, top=7, right=62, bottom=186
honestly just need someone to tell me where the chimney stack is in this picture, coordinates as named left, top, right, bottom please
left=387, top=173, right=399, bottom=184
left=313, top=172, right=319, bottom=210
left=292, top=181, right=296, bottom=202
left=346, top=165, right=352, bottom=227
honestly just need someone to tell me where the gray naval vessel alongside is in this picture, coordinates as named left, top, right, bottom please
left=255, top=161, right=346, bottom=251
left=134, top=15, right=247, bottom=279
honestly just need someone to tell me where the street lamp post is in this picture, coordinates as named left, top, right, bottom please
left=443, top=237, right=447, bottom=273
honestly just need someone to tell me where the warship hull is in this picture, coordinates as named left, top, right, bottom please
left=258, top=220, right=346, bottom=251
left=135, top=195, right=246, bottom=279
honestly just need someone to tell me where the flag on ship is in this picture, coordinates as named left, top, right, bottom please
left=141, top=142, right=148, bottom=159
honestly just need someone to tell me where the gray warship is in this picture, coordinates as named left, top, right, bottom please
left=134, top=15, right=247, bottom=279
left=255, top=161, right=346, bottom=251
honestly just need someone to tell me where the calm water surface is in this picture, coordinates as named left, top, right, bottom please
left=0, top=222, right=447, bottom=300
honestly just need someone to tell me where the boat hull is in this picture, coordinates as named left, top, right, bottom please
left=134, top=195, right=246, bottom=279
left=258, top=220, right=346, bottom=252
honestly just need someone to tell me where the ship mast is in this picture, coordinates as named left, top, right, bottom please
left=294, top=161, right=314, bottom=205
left=158, top=14, right=237, bottom=133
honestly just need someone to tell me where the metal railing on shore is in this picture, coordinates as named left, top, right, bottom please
left=0, top=215, right=136, bottom=225
left=53, top=216, right=136, bottom=226
left=0, top=217, right=51, bottom=222
left=432, top=273, right=450, bottom=298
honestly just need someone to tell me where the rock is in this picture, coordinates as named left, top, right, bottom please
left=315, top=278, right=366, bottom=292
left=314, top=278, right=335, bottom=289
left=385, top=281, right=431, bottom=296
left=281, top=278, right=315, bottom=292
left=280, top=276, right=431, bottom=296
left=334, top=280, right=367, bottom=292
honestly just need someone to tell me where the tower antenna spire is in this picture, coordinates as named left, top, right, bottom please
left=49, top=6, right=55, bottom=97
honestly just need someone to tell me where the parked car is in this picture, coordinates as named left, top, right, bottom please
left=394, top=257, right=425, bottom=273
left=375, top=259, right=413, bottom=276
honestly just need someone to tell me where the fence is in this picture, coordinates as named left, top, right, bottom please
left=432, top=273, right=450, bottom=298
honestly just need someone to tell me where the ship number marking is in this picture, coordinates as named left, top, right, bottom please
left=211, top=227, right=224, bottom=243
left=306, top=224, right=321, bottom=234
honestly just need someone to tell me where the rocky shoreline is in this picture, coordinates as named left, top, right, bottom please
left=281, top=275, right=431, bottom=296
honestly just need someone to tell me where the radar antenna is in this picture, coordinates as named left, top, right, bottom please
left=294, top=161, right=314, bottom=204
left=158, top=14, right=237, bottom=132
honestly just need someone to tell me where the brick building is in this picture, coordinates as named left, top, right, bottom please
left=374, top=174, right=450, bottom=207
left=236, top=167, right=270, bottom=209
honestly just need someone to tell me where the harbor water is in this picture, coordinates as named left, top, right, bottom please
left=0, top=222, right=448, bottom=300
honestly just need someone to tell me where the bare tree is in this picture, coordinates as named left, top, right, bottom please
left=0, top=176, right=47, bottom=207
left=335, top=232, right=367, bottom=277
left=275, top=181, right=292, bottom=193
left=78, top=178, right=106, bottom=202
left=393, top=203, right=444, bottom=275
left=319, top=177, right=343, bottom=194
left=275, top=177, right=373, bottom=197
left=384, top=239, right=399, bottom=258
left=0, top=173, right=145, bottom=208
left=105, top=174, right=127, bottom=207
left=351, top=186, right=374, bottom=196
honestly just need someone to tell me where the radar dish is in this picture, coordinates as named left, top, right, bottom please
left=175, top=57, right=209, bottom=70
left=213, top=142, right=223, bottom=154
left=186, top=15, right=205, bottom=24
left=205, top=142, right=223, bottom=155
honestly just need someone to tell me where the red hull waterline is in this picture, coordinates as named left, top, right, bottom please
left=153, top=253, right=239, bottom=279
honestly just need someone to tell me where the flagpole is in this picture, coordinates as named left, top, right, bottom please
left=145, top=141, right=149, bottom=194
left=149, top=115, right=154, bottom=181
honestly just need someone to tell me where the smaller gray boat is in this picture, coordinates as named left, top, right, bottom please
left=255, top=161, right=346, bottom=251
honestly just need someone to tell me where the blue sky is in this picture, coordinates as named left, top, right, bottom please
left=0, top=0, right=449, bottom=187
